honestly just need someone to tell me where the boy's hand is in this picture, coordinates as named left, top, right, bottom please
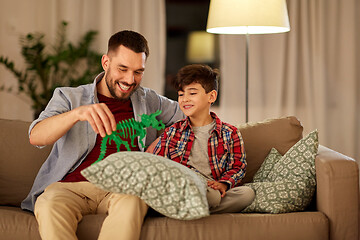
left=207, top=181, right=228, bottom=197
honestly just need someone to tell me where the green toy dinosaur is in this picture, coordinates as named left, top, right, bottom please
left=93, top=110, right=165, bottom=164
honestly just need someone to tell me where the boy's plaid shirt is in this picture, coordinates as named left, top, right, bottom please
left=153, top=112, right=246, bottom=188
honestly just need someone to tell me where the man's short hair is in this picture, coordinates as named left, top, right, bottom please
left=108, top=30, right=149, bottom=58
left=174, top=64, right=219, bottom=93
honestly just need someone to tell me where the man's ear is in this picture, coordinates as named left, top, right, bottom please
left=101, top=54, right=110, bottom=71
left=209, top=90, right=218, bottom=104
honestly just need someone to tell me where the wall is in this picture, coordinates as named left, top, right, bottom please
left=0, top=0, right=166, bottom=121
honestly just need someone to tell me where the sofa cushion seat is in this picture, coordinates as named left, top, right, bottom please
left=141, top=211, right=329, bottom=240
left=0, top=206, right=107, bottom=240
left=0, top=206, right=329, bottom=240
left=0, top=206, right=41, bottom=240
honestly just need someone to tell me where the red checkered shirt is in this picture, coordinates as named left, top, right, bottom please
left=153, top=112, right=246, bottom=188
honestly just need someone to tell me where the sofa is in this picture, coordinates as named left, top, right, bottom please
left=0, top=116, right=358, bottom=240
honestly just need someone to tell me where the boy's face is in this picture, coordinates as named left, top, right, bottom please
left=178, top=82, right=217, bottom=119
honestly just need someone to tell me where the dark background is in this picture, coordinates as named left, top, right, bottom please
left=165, top=0, right=220, bottom=102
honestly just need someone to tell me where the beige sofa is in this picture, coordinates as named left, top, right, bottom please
left=0, top=117, right=358, bottom=240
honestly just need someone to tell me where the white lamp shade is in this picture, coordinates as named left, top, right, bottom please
left=206, top=0, right=290, bottom=34
left=186, top=31, right=215, bottom=63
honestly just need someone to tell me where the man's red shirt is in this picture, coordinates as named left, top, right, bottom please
left=61, top=93, right=139, bottom=182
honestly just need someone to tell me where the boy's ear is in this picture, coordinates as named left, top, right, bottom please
left=209, top=90, right=218, bottom=104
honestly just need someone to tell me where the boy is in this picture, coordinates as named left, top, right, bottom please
left=150, top=64, right=255, bottom=213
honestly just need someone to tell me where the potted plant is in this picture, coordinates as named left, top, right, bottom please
left=0, top=21, right=103, bottom=118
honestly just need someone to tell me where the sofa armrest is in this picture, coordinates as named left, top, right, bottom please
left=315, top=145, right=359, bottom=240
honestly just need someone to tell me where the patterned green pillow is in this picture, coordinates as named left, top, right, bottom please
left=268, top=130, right=318, bottom=182
left=252, top=148, right=282, bottom=182
left=242, top=130, right=318, bottom=213
left=242, top=179, right=316, bottom=213
left=81, top=151, right=209, bottom=220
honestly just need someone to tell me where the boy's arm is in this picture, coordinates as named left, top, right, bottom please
left=148, top=131, right=168, bottom=156
left=147, top=123, right=181, bottom=157
left=146, top=137, right=160, bottom=153
left=218, top=129, right=247, bottom=188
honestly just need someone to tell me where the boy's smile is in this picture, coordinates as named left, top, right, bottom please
left=182, top=104, right=194, bottom=109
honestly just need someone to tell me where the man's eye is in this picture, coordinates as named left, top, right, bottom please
left=119, top=68, right=126, bottom=72
left=190, top=92, right=197, bottom=95
left=135, top=71, right=143, bottom=75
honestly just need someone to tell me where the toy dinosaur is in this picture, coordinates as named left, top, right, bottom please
left=93, top=110, right=165, bottom=164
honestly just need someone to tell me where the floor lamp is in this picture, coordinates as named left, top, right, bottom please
left=206, top=0, right=290, bottom=122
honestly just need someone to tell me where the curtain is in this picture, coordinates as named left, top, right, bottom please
left=0, top=0, right=166, bottom=120
left=217, top=0, right=360, bottom=162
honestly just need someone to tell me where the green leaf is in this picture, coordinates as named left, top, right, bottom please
left=0, top=21, right=102, bottom=112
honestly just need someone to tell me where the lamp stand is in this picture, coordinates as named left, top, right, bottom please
left=245, top=33, right=250, bottom=123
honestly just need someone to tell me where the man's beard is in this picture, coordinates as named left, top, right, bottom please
left=105, top=72, right=139, bottom=101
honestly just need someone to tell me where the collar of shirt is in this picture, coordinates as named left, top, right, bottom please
left=179, top=112, right=223, bottom=136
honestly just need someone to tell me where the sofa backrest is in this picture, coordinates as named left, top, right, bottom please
left=238, top=116, right=303, bottom=184
left=0, top=118, right=52, bottom=207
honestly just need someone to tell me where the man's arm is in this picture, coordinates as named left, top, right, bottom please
left=156, top=93, right=185, bottom=127
left=30, top=103, right=117, bottom=146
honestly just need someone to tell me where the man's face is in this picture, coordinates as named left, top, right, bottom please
left=101, top=45, right=146, bottom=100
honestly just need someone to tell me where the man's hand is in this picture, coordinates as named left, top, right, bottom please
left=75, top=103, right=117, bottom=137
left=207, top=181, right=228, bottom=197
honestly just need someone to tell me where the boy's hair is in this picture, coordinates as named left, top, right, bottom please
left=108, top=30, right=149, bottom=59
left=174, top=64, right=219, bottom=93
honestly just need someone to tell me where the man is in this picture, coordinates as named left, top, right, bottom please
left=21, top=30, right=184, bottom=240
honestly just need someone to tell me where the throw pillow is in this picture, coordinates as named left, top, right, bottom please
left=252, top=148, right=282, bottom=182
left=267, top=130, right=318, bottom=183
left=81, top=151, right=209, bottom=220
left=242, top=179, right=316, bottom=214
left=242, top=130, right=318, bottom=213
left=237, top=116, right=303, bottom=184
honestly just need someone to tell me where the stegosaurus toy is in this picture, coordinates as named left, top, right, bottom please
left=93, top=110, right=165, bottom=165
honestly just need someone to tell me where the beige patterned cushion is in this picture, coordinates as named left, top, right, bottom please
left=81, top=151, right=209, bottom=220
